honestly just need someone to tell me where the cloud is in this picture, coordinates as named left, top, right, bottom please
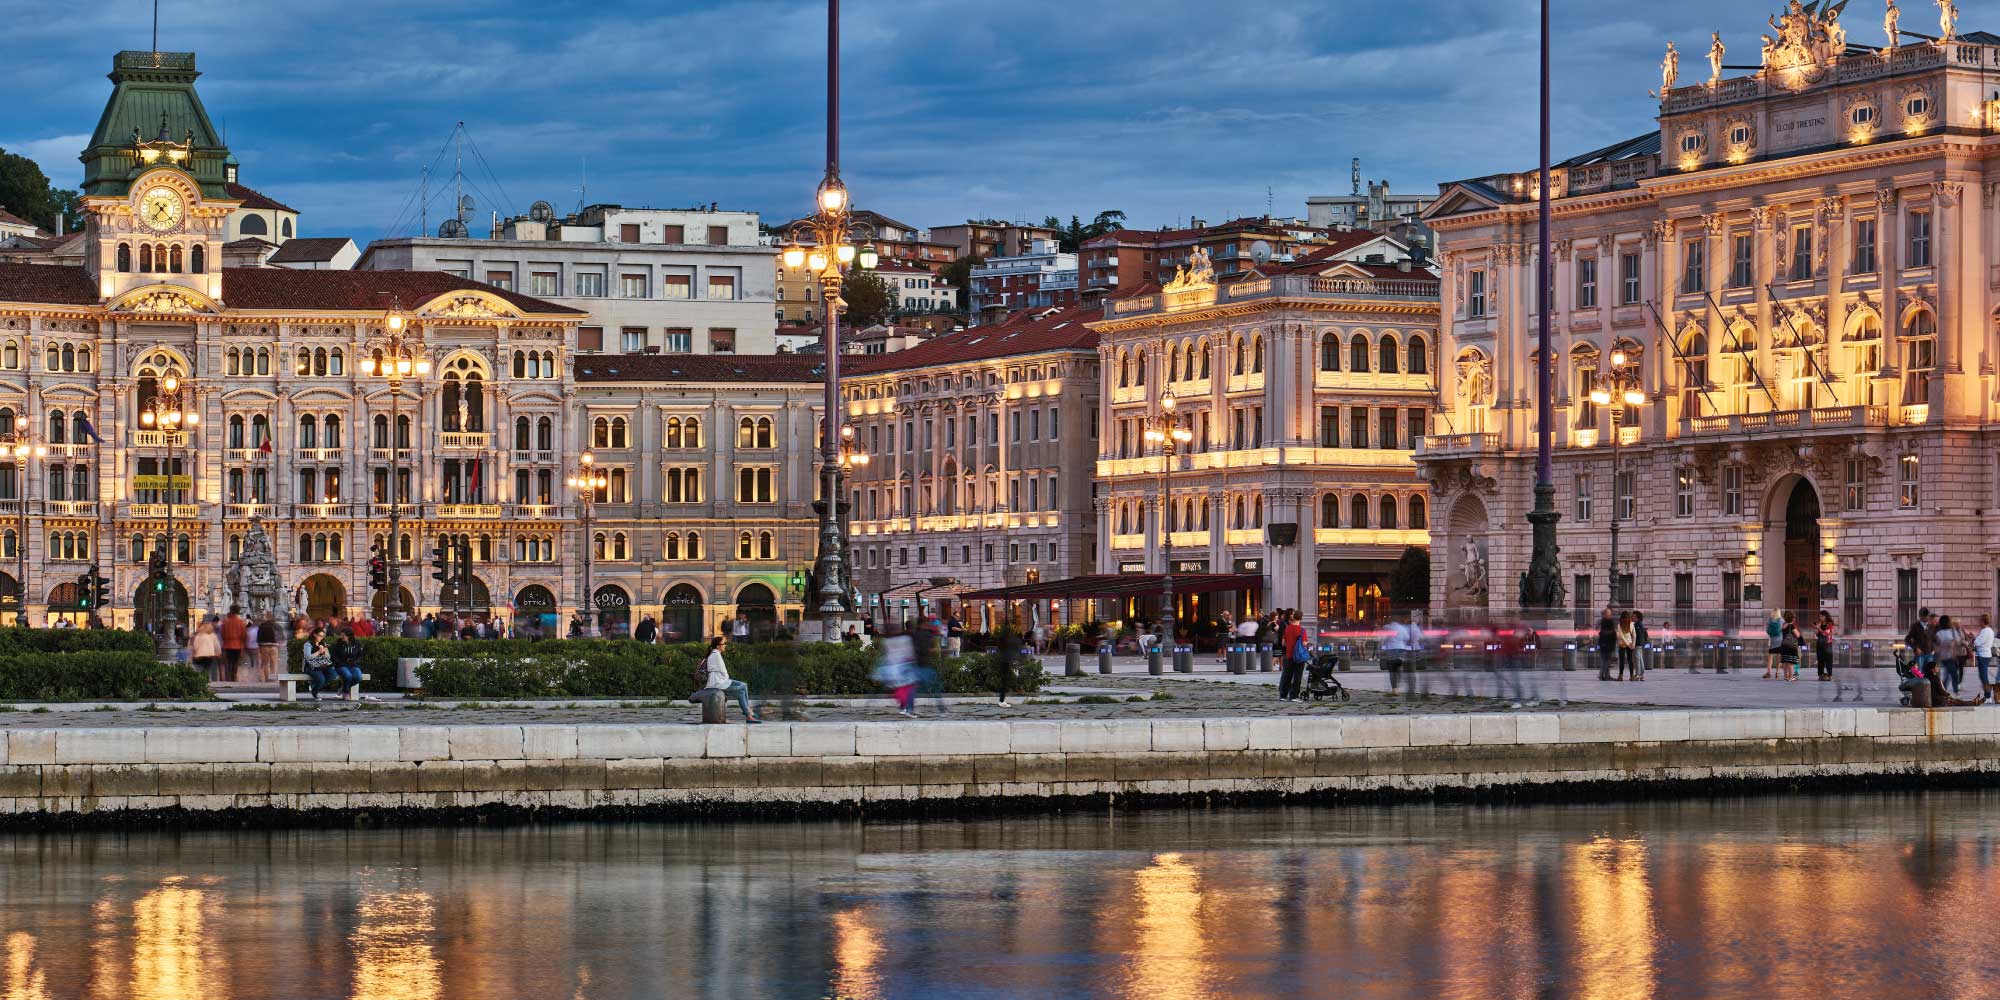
left=0, top=134, right=90, bottom=185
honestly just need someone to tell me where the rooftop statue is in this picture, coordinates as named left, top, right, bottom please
left=1662, top=40, right=1680, bottom=92
left=1709, top=32, right=1726, bottom=83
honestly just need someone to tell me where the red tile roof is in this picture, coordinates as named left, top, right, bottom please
left=0, top=263, right=97, bottom=305
left=225, top=182, right=297, bottom=214
left=0, top=208, right=43, bottom=233
left=223, top=268, right=583, bottom=314
left=574, top=353, right=824, bottom=383
left=846, top=305, right=1097, bottom=374
left=268, top=237, right=353, bottom=263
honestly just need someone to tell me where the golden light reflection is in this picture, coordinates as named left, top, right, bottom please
left=1122, top=853, right=1213, bottom=1000
left=131, top=877, right=224, bottom=1000
left=831, top=907, right=883, bottom=1000
left=4, top=931, right=47, bottom=1000
left=351, top=888, right=442, bottom=1000
left=1569, top=838, right=1656, bottom=1000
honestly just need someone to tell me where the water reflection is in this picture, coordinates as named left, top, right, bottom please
left=0, top=795, right=1993, bottom=997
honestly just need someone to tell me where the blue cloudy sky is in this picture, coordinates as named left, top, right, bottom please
left=3, top=0, right=1831, bottom=240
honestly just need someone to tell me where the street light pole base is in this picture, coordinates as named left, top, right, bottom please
left=799, top=617, right=862, bottom=643
left=1520, top=482, right=1566, bottom=616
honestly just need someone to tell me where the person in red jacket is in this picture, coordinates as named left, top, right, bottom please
left=1278, top=610, right=1308, bottom=702
left=218, top=606, right=249, bottom=682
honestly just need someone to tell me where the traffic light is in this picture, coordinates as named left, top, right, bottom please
left=368, top=557, right=387, bottom=592
left=90, top=567, right=110, bottom=610
left=75, top=572, right=93, bottom=609
left=430, top=540, right=451, bottom=583
left=456, top=537, right=473, bottom=586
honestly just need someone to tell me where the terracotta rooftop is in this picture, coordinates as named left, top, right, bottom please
left=847, top=305, right=1096, bottom=374
left=225, top=182, right=297, bottom=214
left=0, top=208, right=43, bottom=233
left=268, top=237, right=353, bottom=264
left=222, top=268, right=582, bottom=314
left=574, top=353, right=825, bottom=383
left=0, top=263, right=97, bottom=305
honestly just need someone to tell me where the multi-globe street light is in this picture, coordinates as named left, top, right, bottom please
left=137, top=371, right=197, bottom=659
left=357, top=301, right=430, bottom=632
left=1588, top=351, right=1645, bottom=607
left=566, top=451, right=608, bottom=637
left=1143, top=391, right=1193, bottom=654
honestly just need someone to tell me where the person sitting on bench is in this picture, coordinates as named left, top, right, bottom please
left=301, top=628, right=339, bottom=701
left=701, top=635, right=760, bottom=723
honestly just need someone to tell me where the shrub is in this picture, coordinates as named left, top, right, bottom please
left=0, top=628, right=155, bottom=656
left=0, top=650, right=209, bottom=701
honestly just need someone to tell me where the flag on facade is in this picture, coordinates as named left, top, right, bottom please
left=468, top=458, right=482, bottom=501
left=76, top=415, right=103, bottom=444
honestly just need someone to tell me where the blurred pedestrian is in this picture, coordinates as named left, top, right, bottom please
left=189, top=619, right=222, bottom=680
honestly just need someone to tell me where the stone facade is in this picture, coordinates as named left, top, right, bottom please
left=1420, top=16, right=2000, bottom=638
left=843, top=307, right=1100, bottom=627
left=1089, top=249, right=1439, bottom=627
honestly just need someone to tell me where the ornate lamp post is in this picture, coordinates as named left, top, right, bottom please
left=1521, top=0, right=1565, bottom=614
left=1589, top=350, right=1645, bottom=607
left=357, top=301, right=430, bottom=632
left=778, top=0, right=881, bottom=640
left=137, top=372, right=198, bottom=659
left=1143, top=391, right=1193, bottom=651
left=0, top=430, right=43, bottom=627
left=566, top=451, right=606, bottom=638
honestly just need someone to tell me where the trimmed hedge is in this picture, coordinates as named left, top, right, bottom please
left=0, top=650, right=210, bottom=701
left=0, top=628, right=155, bottom=655
left=345, top=637, right=1049, bottom=700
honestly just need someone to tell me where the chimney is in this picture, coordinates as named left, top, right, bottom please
left=1397, top=257, right=1411, bottom=273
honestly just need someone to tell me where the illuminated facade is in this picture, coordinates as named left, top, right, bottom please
left=1090, top=245, right=1438, bottom=624
left=1420, top=8, right=2000, bottom=634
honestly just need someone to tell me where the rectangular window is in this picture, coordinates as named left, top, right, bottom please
left=1896, top=568, right=1919, bottom=632
left=1907, top=210, right=1931, bottom=268
left=1615, top=470, right=1635, bottom=521
left=1852, top=218, right=1877, bottom=274
left=1573, top=473, right=1592, bottom=522
left=707, top=274, right=737, bottom=300
left=706, top=225, right=729, bottom=245
left=1050, top=408, right=1059, bottom=440
left=662, top=225, right=685, bottom=244
left=530, top=272, right=559, bottom=296
left=1620, top=252, right=1641, bottom=304
left=1899, top=454, right=1920, bottom=508
left=1029, top=409, right=1040, bottom=441
left=485, top=270, right=513, bottom=291
left=1614, top=572, right=1634, bottom=608
left=619, top=224, right=640, bottom=243
left=1680, top=237, right=1705, bottom=293
left=1572, top=575, right=1592, bottom=629
left=1723, top=465, right=1742, bottom=516
left=1466, top=269, right=1486, bottom=317
left=1377, top=407, right=1396, bottom=450
left=661, top=274, right=692, bottom=299
left=1675, top=469, right=1694, bottom=517
left=708, top=329, right=736, bottom=354
left=572, top=271, right=604, bottom=297
left=1406, top=409, right=1425, bottom=449
left=663, top=328, right=692, bottom=354
left=1789, top=226, right=1813, bottom=282
left=1844, top=568, right=1865, bottom=633
left=1576, top=256, right=1597, bottom=308
left=1674, top=572, right=1694, bottom=618
left=1729, top=234, right=1753, bottom=287
left=1320, top=407, right=1339, bottom=447
left=1722, top=571, right=1743, bottom=633
left=620, top=328, right=645, bottom=353
left=577, top=327, right=603, bottom=352
left=620, top=274, right=648, bottom=298
left=1844, top=457, right=1866, bottom=511
left=1349, top=410, right=1368, bottom=451
left=1010, top=411, right=1021, bottom=442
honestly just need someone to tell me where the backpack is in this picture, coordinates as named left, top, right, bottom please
left=1291, top=634, right=1311, bottom=664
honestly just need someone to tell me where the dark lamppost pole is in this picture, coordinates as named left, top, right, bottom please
left=780, top=0, right=880, bottom=640
left=138, top=372, right=197, bottom=660
left=1144, top=391, right=1190, bottom=653
left=1522, top=0, right=1565, bottom=614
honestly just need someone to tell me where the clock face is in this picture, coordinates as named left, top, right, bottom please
left=140, top=186, right=183, bottom=232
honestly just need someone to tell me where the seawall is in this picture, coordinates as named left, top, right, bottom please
left=4, top=706, right=1998, bottom=827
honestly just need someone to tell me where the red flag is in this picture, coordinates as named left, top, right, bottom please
left=468, top=458, right=482, bottom=500
left=258, top=438, right=272, bottom=454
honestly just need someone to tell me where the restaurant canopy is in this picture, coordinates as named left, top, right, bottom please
left=962, top=573, right=1261, bottom=601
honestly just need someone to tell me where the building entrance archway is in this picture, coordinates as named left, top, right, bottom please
left=1782, top=477, right=1822, bottom=616
left=133, top=576, right=189, bottom=634
left=735, top=582, right=777, bottom=634
left=662, top=583, right=704, bottom=642
left=301, top=573, right=346, bottom=622
left=592, top=584, right=631, bottom=637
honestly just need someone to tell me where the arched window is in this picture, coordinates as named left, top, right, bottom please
left=329, top=349, right=344, bottom=376
left=138, top=245, right=153, bottom=272
left=1250, top=333, right=1263, bottom=373
left=372, top=414, right=389, bottom=449
left=594, top=416, right=610, bottom=448
left=282, top=218, right=293, bottom=238
left=536, top=416, right=553, bottom=450
left=737, top=531, right=754, bottom=559
left=1407, top=335, right=1429, bottom=375
left=1409, top=495, right=1428, bottom=529
left=1167, top=343, right=1181, bottom=382
left=251, top=414, right=270, bottom=447
left=240, top=215, right=268, bottom=236
left=1902, top=308, right=1938, bottom=405
left=60, top=344, right=74, bottom=372
left=1320, top=333, right=1341, bottom=372
left=757, top=531, right=774, bottom=559
left=190, top=245, right=205, bottom=274
left=612, top=532, right=628, bottom=560
left=613, top=416, right=630, bottom=449
left=665, top=417, right=683, bottom=449
left=1378, top=334, right=1399, bottom=374
left=664, top=532, right=681, bottom=560
left=324, top=414, right=341, bottom=448
left=1198, top=339, right=1211, bottom=379
left=1349, top=494, right=1369, bottom=529
left=1379, top=495, right=1399, bottom=529
left=169, top=245, right=182, bottom=273
left=76, top=346, right=90, bottom=372
left=228, top=414, right=245, bottom=450
left=255, top=348, right=270, bottom=374
left=1320, top=493, right=1339, bottom=527
left=298, top=414, right=317, bottom=448
left=298, top=534, right=313, bottom=562
left=737, top=416, right=756, bottom=447
left=1350, top=334, right=1370, bottom=373
left=1134, top=353, right=1147, bottom=386
left=514, top=416, right=531, bottom=451
left=70, top=412, right=87, bottom=444
left=2, top=343, right=17, bottom=370
left=44, top=344, right=57, bottom=372
left=512, top=351, right=526, bottom=379
left=72, top=465, right=88, bottom=501
left=686, top=531, right=703, bottom=560
left=45, top=409, right=64, bottom=444
left=116, top=244, right=131, bottom=272
left=226, top=348, right=240, bottom=376
left=1232, top=338, right=1245, bottom=375
left=1117, top=350, right=1130, bottom=387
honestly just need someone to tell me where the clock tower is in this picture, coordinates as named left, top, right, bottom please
left=76, top=51, right=235, bottom=305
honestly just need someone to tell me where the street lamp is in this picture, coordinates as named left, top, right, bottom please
left=566, top=451, right=607, bottom=638
left=777, top=0, right=881, bottom=641
left=1522, top=0, right=1565, bottom=614
left=358, top=300, right=430, bottom=632
left=137, top=372, right=198, bottom=659
left=0, top=430, right=45, bottom=627
left=1588, top=349, right=1645, bottom=607
left=1143, top=390, right=1193, bottom=653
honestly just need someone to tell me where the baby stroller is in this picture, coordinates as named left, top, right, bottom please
left=1304, top=651, right=1349, bottom=702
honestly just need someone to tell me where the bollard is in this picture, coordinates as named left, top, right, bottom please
left=1146, top=647, right=1162, bottom=675
left=1228, top=644, right=1247, bottom=675
left=1098, top=645, right=1114, bottom=675
left=1562, top=642, right=1576, bottom=672
left=1728, top=641, right=1743, bottom=673
left=1337, top=644, right=1352, bottom=670
left=1258, top=644, right=1275, bottom=673
left=1064, top=642, right=1082, bottom=677
left=1173, top=644, right=1192, bottom=673
left=1859, top=641, right=1874, bottom=672
left=694, top=688, right=727, bottom=724
left=1661, top=642, right=1675, bottom=673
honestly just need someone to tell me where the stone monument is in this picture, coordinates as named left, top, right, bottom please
left=228, top=517, right=292, bottom=639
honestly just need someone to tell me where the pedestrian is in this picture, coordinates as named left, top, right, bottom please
left=218, top=606, right=248, bottom=682
left=1615, top=611, right=1637, bottom=681
left=1381, top=613, right=1413, bottom=695
left=1631, top=610, right=1650, bottom=681
left=1777, top=609, right=1801, bottom=682
left=732, top=613, right=751, bottom=643
left=701, top=635, right=761, bottom=723
left=1763, top=609, right=1784, bottom=679
left=872, top=624, right=919, bottom=716
left=994, top=623, right=1020, bottom=707
left=1278, top=610, right=1308, bottom=702
left=301, top=627, right=337, bottom=701
left=255, top=613, right=280, bottom=682
left=1814, top=610, right=1837, bottom=681
left=1596, top=606, right=1618, bottom=681
left=634, top=615, right=658, bottom=644
left=1906, top=608, right=1937, bottom=684
left=189, top=619, right=222, bottom=680
left=1976, top=613, right=1996, bottom=701
left=1935, top=614, right=1963, bottom=695
left=242, top=612, right=261, bottom=681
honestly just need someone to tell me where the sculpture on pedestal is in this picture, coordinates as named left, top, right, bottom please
left=229, top=517, right=291, bottom=636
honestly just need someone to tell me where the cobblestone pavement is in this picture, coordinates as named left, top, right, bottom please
left=0, top=674, right=1632, bottom=728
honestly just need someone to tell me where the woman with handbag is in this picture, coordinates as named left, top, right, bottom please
left=1935, top=615, right=1964, bottom=696
left=189, top=619, right=222, bottom=681
left=1614, top=611, right=1638, bottom=681
left=1778, top=610, right=1802, bottom=681
left=1814, top=611, right=1836, bottom=681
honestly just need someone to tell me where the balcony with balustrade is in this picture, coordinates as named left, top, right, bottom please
left=440, top=432, right=490, bottom=451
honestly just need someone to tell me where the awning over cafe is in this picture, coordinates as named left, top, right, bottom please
left=962, top=573, right=1262, bottom=601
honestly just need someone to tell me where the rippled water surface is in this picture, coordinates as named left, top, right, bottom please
left=1, top=793, right=1996, bottom=998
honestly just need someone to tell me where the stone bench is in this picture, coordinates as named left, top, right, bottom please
left=273, top=672, right=371, bottom=702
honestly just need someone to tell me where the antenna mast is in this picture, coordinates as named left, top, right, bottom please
left=454, top=122, right=464, bottom=226
left=420, top=165, right=429, bottom=237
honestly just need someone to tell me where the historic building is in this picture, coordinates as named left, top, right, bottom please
left=843, top=306, right=1101, bottom=626
left=1420, top=4, right=2000, bottom=635
left=569, top=354, right=825, bottom=638
left=1090, top=245, right=1439, bottom=625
